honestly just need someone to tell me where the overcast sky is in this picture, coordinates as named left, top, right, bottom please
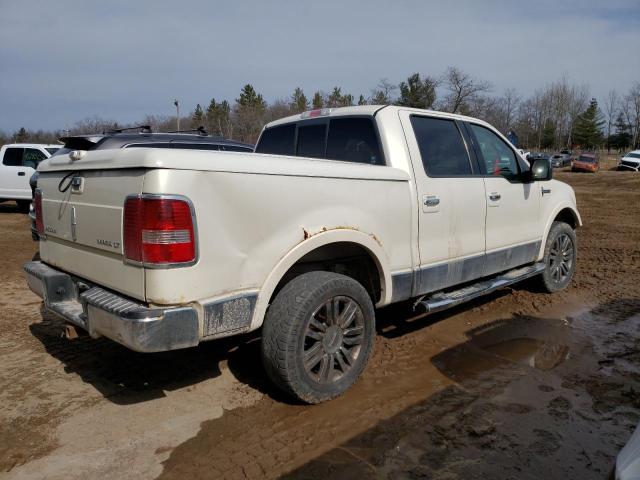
left=1, top=0, right=639, bottom=132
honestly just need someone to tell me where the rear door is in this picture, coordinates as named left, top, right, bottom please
left=400, top=111, right=487, bottom=295
left=465, top=122, right=541, bottom=276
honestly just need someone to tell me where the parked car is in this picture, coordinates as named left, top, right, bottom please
left=528, top=152, right=551, bottom=163
left=0, top=143, right=59, bottom=212
left=550, top=152, right=572, bottom=168
left=617, top=150, right=640, bottom=171
left=24, top=106, right=581, bottom=403
left=572, top=153, right=599, bottom=173
left=28, top=127, right=253, bottom=240
left=615, top=421, right=640, bottom=480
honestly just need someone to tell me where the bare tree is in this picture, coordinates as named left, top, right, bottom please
left=565, top=83, right=590, bottom=148
left=369, top=78, right=398, bottom=105
left=440, top=67, right=491, bottom=114
left=621, top=82, right=640, bottom=149
left=603, top=90, right=619, bottom=152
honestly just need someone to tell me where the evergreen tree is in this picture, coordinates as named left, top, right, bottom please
left=541, top=120, right=555, bottom=149
left=312, top=91, right=324, bottom=109
left=206, top=98, right=217, bottom=123
left=357, top=94, right=367, bottom=106
left=326, top=87, right=354, bottom=108
left=397, top=73, right=437, bottom=109
left=234, top=84, right=267, bottom=143
left=326, top=87, right=344, bottom=108
left=573, top=98, right=604, bottom=149
left=236, top=84, right=267, bottom=111
left=290, top=87, right=309, bottom=113
left=14, top=127, right=28, bottom=142
left=205, top=98, right=232, bottom=137
left=609, top=112, right=632, bottom=151
left=191, top=104, right=204, bottom=128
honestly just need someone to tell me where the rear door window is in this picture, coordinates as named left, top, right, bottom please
left=255, top=124, right=296, bottom=156
left=326, top=118, right=384, bottom=165
left=2, top=147, right=24, bottom=166
left=296, top=123, right=327, bottom=158
left=410, top=116, right=472, bottom=176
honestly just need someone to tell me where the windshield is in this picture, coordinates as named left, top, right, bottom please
left=625, top=152, right=640, bottom=159
left=45, top=147, right=60, bottom=155
left=578, top=155, right=596, bottom=163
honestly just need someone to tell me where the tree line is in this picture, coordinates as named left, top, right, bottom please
left=3, top=67, right=639, bottom=151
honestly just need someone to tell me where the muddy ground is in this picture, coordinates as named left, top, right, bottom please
left=1, top=169, right=639, bottom=479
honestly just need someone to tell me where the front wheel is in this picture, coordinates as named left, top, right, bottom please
left=535, top=221, right=577, bottom=293
left=261, top=271, right=375, bottom=404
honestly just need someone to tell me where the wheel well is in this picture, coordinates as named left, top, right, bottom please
left=270, top=242, right=382, bottom=304
left=554, top=208, right=578, bottom=229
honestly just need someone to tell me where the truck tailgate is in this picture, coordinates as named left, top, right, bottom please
left=37, top=169, right=146, bottom=300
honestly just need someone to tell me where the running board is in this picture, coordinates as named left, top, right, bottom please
left=415, top=262, right=545, bottom=314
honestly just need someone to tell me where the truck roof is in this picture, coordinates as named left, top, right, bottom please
left=265, top=105, right=493, bottom=129
left=1, top=143, right=61, bottom=149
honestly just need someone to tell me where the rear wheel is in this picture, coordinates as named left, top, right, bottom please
left=535, top=221, right=577, bottom=293
left=261, top=271, right=375, bottom=404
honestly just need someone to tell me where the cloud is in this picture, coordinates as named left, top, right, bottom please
left=0, top=0, right=638, bottom=131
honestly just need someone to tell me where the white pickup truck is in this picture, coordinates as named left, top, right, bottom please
left=0, top=143, right=60, bottom=211
left=24, top=106, right=581, bottom=403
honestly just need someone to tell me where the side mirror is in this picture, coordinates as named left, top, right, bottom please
left=531, top=158, right=552, bottom=181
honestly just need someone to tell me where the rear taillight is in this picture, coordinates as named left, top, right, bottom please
left=123, top=195, right=197, bottom=266
left=34, top=189, right=44, bottom=235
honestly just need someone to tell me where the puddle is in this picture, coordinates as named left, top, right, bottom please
left=433, top=316, right=570, bottom=381
left=482, top=338, right=569, bottom=370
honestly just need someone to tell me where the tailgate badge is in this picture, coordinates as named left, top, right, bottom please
left=70, top=206, right=77, bottom=241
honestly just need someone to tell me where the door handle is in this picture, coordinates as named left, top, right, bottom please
left=489, top=192, right=501, bottom=201
left=17, top=171, right=25, bottom=176
left=424, top=196, right=440, bottom=207
left=541, top=187, right=551, bottom=196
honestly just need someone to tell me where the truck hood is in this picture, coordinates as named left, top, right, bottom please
left=39, top=149, right=410, bottom=182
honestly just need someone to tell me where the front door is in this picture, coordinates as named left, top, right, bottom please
left=465, top=122, right=541, bottom=277
left=400, top=111, right=487, bottom=296
left=1, top=147, right=28, bottom=199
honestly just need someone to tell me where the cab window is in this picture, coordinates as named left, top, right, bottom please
left=468, top=124, right=519, bottom=179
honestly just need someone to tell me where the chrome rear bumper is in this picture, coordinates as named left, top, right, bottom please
left=23, top=261, right=200, bottom=352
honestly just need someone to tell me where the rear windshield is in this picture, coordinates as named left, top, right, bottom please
left=255, top=117, right=384, bottom=166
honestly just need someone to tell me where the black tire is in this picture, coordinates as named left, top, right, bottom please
left=261, top=271, right=375, bottom=404
left=534, top=221, right=577, bottom=293
left=16, top=200, right=30, bottom=214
